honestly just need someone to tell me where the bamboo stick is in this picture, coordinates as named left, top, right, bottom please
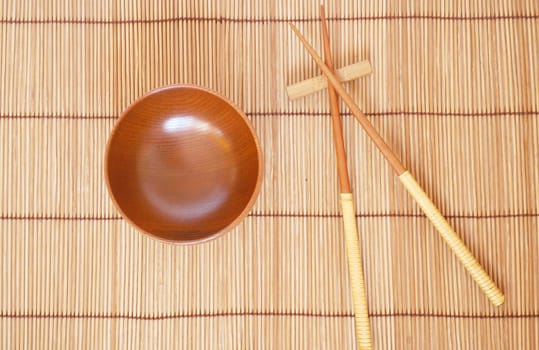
left=286, top=61, right=373, bottom=100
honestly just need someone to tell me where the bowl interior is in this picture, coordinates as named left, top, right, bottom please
left=106, top=86, right=262, bottom=243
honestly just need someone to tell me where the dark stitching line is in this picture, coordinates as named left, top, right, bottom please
left=247, top=111, right=539, bottom=117
left=1, top=212, right=537, bottom=221
left=1, top=15, right=538, bottom=25
left=0, top=216, right=124, bottom=220
left=1, top=111, right=537, bottom=120
left=0, top=115, right=118, bottom=120
left=0, top=312, right=537, bottom=320
left=249, top=212, right=539, bottom=219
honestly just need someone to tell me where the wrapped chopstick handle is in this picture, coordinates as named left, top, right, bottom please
left=340, top=193, right=373, bottom=350
left=398, top=171, right=505, bottom=306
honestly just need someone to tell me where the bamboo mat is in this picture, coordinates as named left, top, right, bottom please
left=1, top=0, right=538, bottom=348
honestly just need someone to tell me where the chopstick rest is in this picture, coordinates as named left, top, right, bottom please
left=286, top=61, right=372, bottom=100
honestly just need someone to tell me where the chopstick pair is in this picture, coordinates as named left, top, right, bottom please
left=288, top=6, right=505, bottom=349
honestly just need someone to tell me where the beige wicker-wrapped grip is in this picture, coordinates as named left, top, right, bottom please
left=398, top=171, right=505, bottom=306
left=340, top=193, right=373, bottom=350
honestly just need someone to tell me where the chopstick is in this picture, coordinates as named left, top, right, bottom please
left=320, top=5, right=372, bottom=349
left=289, top=22, right=505, bottom=307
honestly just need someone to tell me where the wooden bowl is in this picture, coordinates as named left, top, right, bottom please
left=105, top=85, right=263, bottom=244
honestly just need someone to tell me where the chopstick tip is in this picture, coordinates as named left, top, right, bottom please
left=288, top=22, right=299, bottom=33
left=320, top=4, right=327, bottom=22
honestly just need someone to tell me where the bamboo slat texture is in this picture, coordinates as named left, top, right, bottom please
left=1, top=0, right=538, bottom=349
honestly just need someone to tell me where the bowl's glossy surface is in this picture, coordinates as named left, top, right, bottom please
left=105, top=85, right=262, bottom=244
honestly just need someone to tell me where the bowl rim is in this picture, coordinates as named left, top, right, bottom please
left=104, top=83, right=263, bottom=245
